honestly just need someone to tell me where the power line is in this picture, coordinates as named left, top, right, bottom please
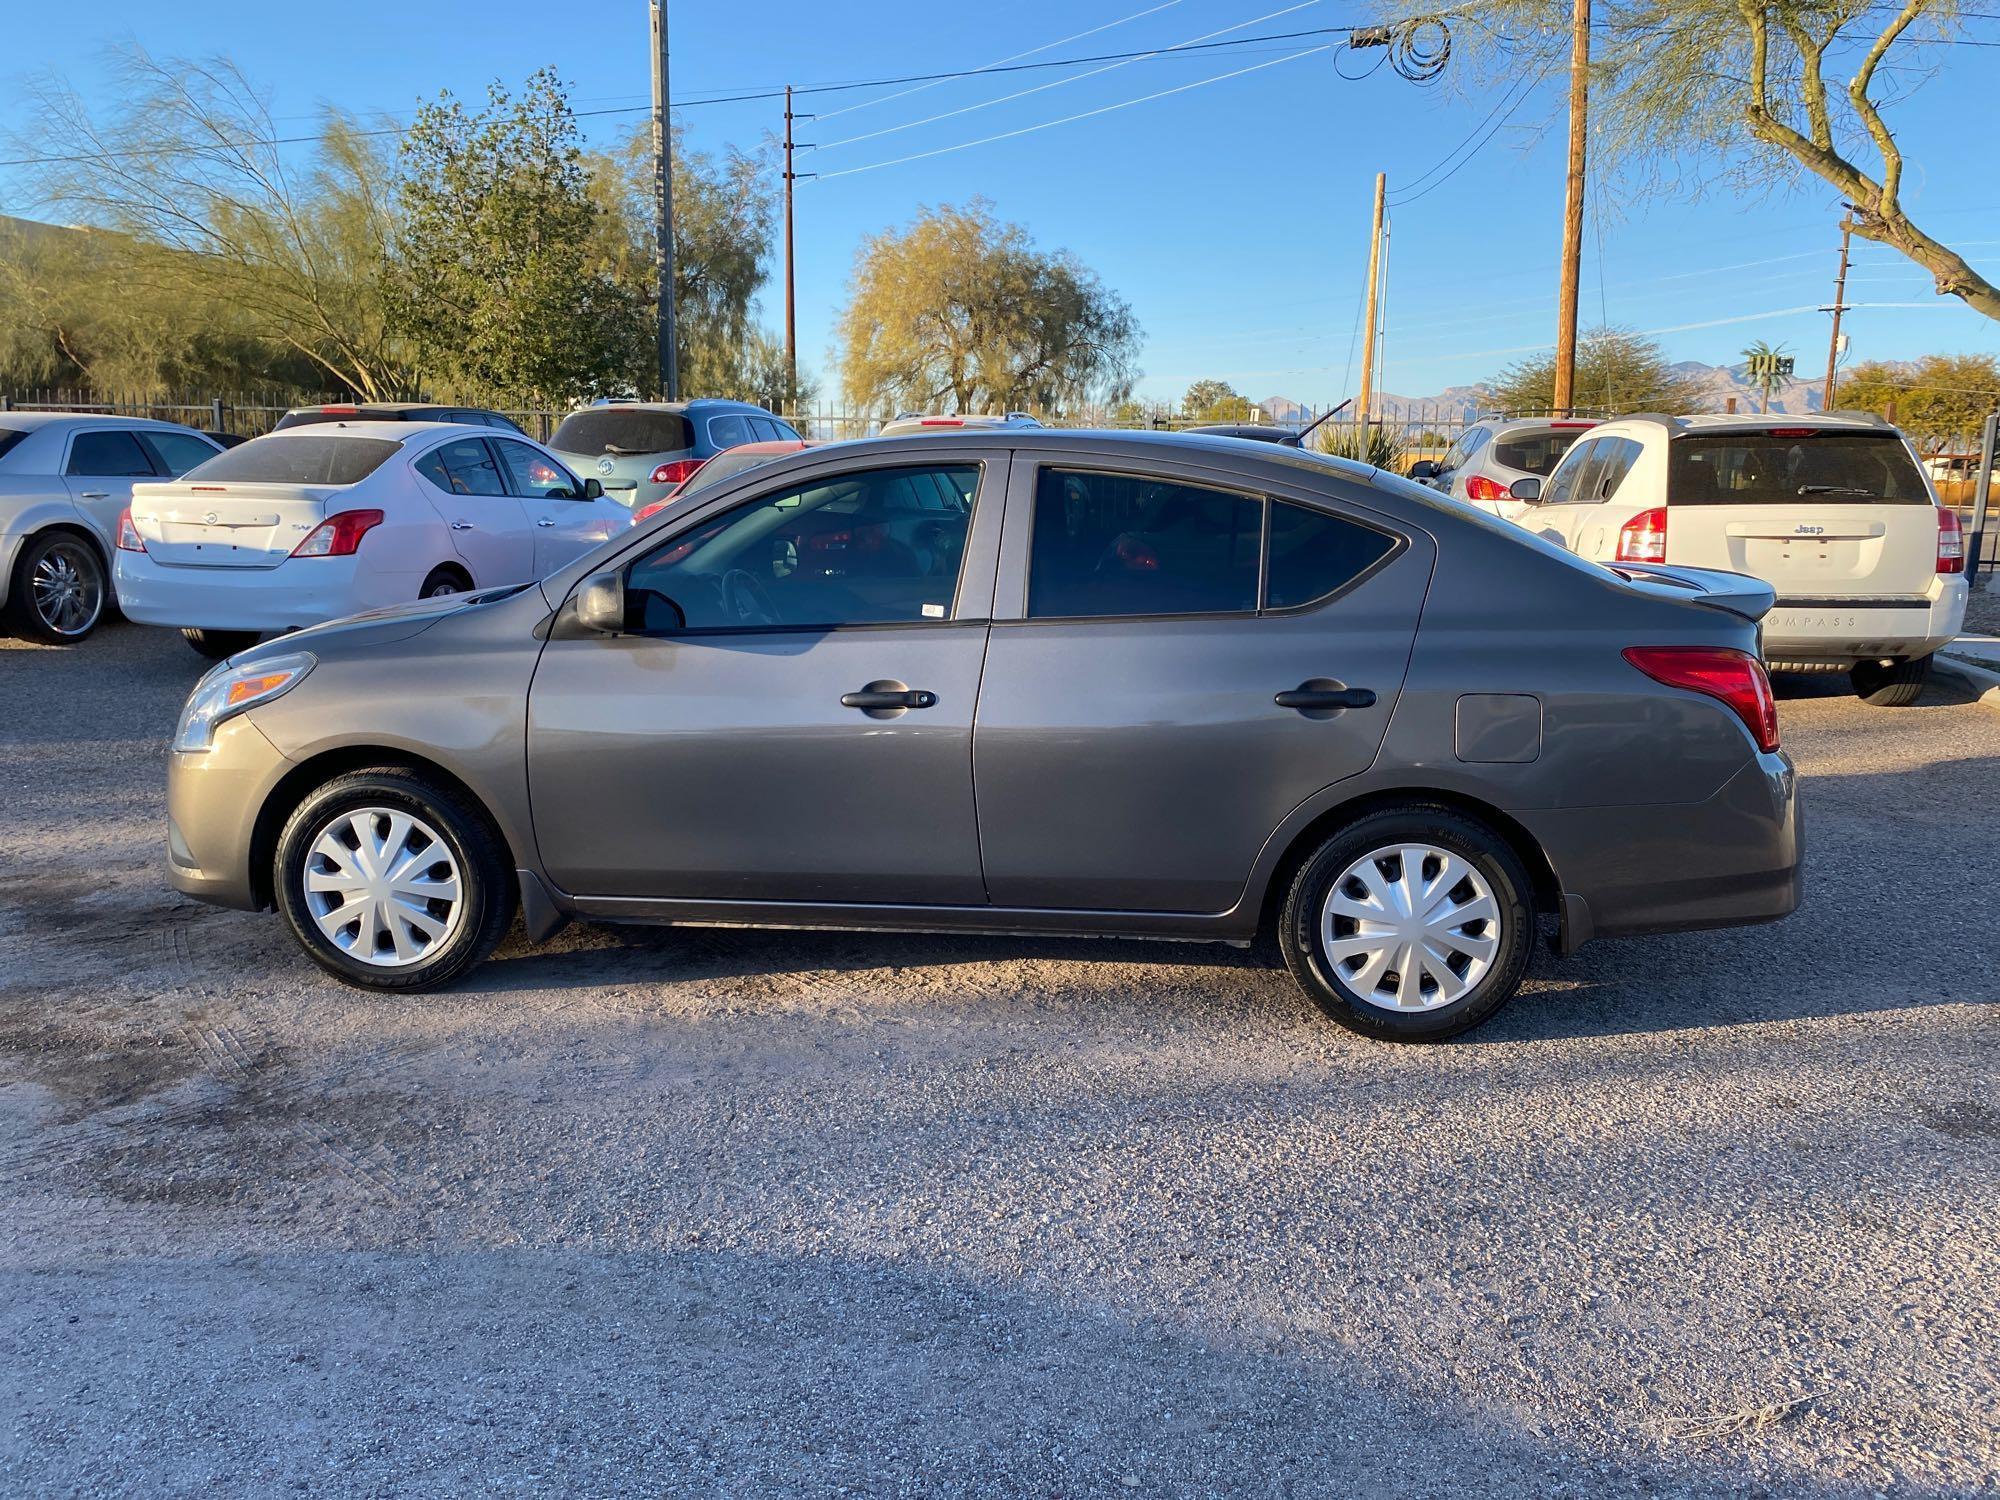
left=1385, top=64, right=1550, bottom=207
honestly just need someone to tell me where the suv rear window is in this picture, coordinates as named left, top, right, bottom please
left=274, top=409, right=385, bottom=430
left=181, top=435, right=401, bottom=486
left=1669, top=431, right=1929, bottom=505
left=1493, top=428, right=1587, bottom=476
left=551, top=409, right=692, bottom=457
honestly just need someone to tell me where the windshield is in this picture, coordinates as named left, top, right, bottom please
left=551, top=408, right=691, bottom=457
left=1669, top=431, right=1930, bottom=504
left=180, top=435, right=401, bottom=486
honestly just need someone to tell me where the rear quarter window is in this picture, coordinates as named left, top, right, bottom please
left=181, top=435, right=402, bottom=486
left=1265, top=502, right=1399, bottom=608
left=1669, top=432, right=1930, bottom=504
left=0, top=428, right=29, bottom=464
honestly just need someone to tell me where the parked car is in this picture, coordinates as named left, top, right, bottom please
left=1409, top=416, right=1598, bottom=519
left=1509, top=411, right=1966, bottom=705
left=547, top=399, right=800, bottom=514
left=878, top=412, right=1042, bottom=437
left=0, top=413, right=224, bottom=643
left=631, top=439, right=812, bottom=522
left=276, top=402, right=527, bottom=435
left=164, top=430, right=1800, bottom=1041
left=117, top=422, right=630, bottom=658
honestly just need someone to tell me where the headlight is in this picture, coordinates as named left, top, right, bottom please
left=173, top=653, right=314, bottom=754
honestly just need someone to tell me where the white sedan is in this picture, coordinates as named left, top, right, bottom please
left=117, top=422, right=633, bottom=657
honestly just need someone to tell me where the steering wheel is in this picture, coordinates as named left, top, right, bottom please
left=720, top=568, right=779, bottom=627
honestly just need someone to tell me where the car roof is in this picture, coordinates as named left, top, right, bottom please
left=567, top=398, right=773, bottom=415
left=0, top=411, right=208, bottom=433
left=254, top=419, right=470, bottom=442
left=285, top=401, right=484, bottom=415
left=1588, top=411, right=1900, bottom=438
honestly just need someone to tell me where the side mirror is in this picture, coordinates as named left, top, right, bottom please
left=1509, top=476, right=1543, bottom=503
left=574, top=571, right=626, bottom=634
left=580, top=477, right=604, bottom=500
left=1407, top=459, right=1440, bottom=481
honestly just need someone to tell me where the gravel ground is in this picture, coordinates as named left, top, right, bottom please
left=2, top=623, right=1995, bottom=1499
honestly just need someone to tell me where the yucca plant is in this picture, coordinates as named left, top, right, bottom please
left=1316, top=423, right=1408, bottom=470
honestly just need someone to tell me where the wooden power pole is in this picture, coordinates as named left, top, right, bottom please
left=650, top=0, right=680, bottom=400
left=1357, top=172, right=1387, bottom=433
left=783, top=87, right=815, bottom=415
left=1552, top=0, right=1590, bottom=415
left=1821, top=211, right=1855, bottom=410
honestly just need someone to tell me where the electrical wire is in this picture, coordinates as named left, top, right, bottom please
left=1386, top=64, right=1549, bottom=207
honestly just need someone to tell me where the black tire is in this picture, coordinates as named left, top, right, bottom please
left=273, top=768, right=515, bottom=991
left=420, top=565, right=472, bottom=599
left=1850, top=654, right=1930, bottom=707
left=1277, top=805, right=1535, bottom=1042
left=5, top=530, right=107, bottom=644
left=181, top=627, right=262, bottom=660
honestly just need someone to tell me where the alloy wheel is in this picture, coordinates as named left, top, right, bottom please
left=302, top=807, right=464, bottom=968
left=31, top=542, right=103, bottom=637
left=1319, top=843, right=1501, bottom=1011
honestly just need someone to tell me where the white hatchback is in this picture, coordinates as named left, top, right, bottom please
left=117, top=422, right=633, bottom=657
left=1513, top=412, right=1967, bottom=705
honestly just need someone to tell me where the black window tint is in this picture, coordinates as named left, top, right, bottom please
left=1667, top=432, right=1929, bottom=504
left=1028, top=469, right=1260, bottom=619
left=0, top=428, right=27, bottom=463
left=625, top=464, right=980, bottom=632
left=181, top=435, right=401, bottom=485
left=1492, top=428, right=1587, bottom=477
left=1265, top=502, right=1397, bottom=609
left=492, top=439, right=580, bottom=498
left=138, top=430, right=220, bottom=477
left=66, top=430, right=156, bottom=477
left=707, top=413, right=753, bottom=448
left=412, top=437, right=508, bottom=496
left=550, top=408, right=692, bottom=457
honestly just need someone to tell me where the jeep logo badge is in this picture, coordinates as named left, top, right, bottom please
left=1794, top=524, right=1824, bottom=535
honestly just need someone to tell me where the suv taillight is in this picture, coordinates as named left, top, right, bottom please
left=290, top=509, right=383, bottom=557
left=1938, top=507, right=1965, bottom=575
left=650, top=458, right=704, bottom=486
left=116, top=507, right=147, bottom=553
left=1616, top=507, right=1668, bottom=563
left=1464, top=474, right=1510, bottom=503
left=1623, top=646, right=1780, bottom=753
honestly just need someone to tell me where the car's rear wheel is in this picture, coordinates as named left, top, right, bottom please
left=1850, top=654, right=1930, bottom=707
left=274, top=768, right=514, bottom=991
left=421, top=566, right=471, bottom=599
left=1278, top=806, right=1535, bottom=1042
left=181, top=628, right=262, bottom=660
left=6, top=531, right=106, bottom=644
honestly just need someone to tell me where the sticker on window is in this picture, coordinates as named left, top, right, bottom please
left=922, top=602, right=946, bottom=618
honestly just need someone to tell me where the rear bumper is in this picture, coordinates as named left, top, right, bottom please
left=1760, top=578, right=1967, bottom=665
left=115, top=552, right=422, bottom=632
left=1527, top=751, right=1802, bottom=949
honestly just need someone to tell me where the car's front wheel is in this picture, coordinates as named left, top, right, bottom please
left=181, top=628, right=262, bottom=660
left=1278, top=806, right=1535, bottom=1042
left=6, top=531, right=107, bottom=643
left=1850, top=653, right=1930, bottom=707
left=274, top=768, right=514, bottom=991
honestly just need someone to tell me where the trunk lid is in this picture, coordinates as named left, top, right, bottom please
left=129, top=481, right=337, bottom=569
left=1609, top=562, right=1775, bottom=623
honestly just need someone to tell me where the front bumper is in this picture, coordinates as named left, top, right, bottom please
left=115, top=552, right=422, bottom=632
left=1527, top=751, right=1802, bottom=948
left=166, top=714, right=293, bottom=910
left=1760, top=577, right=1967, bottom=666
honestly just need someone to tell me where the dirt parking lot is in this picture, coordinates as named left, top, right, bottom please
left=2, top=623, right=1995, bottom=1498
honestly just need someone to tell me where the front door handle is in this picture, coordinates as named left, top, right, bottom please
left=79, top=491, right=111, bottom=499
left=535, top=518, right=556, bottom=527
left=1275, top=683, right=1376, bottom=712
left=841, top=687, right=937, bottom=711
left=451, top=520, right=475, bottom=531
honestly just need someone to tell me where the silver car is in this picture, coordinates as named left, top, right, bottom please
left=164, top=431, right=1801, bottom=1041
left=1411, top=416, right=1598, bottom=520
left=0, top=413, right=223, bottom=642
left=547, top=399, right=801, bottom=513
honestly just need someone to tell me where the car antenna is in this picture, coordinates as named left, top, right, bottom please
left=1289, top=398, right=1352, bottom=448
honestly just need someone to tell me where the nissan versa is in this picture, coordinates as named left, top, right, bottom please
left=165, top=431, right=1802, bottom=1041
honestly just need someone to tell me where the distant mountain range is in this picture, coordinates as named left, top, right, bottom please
left=1259, top=359, right=1831, bottom=425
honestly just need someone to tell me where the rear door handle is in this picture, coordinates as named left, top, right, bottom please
left=451, top=520, right=475, bottom=531
left=1275, top=684, right=1376, bottom=712
left=535, top=518, right=556, bottom=527
left=79, top=491, right=111, bottom=499
left=841, top=688, right=937, bottom=711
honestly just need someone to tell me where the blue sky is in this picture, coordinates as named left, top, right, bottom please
left=4, top=0, right=1998, bottom=408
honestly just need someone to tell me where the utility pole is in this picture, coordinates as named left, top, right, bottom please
left=783, top=87, right=816, bottom=416
left=1357, top=172, right=1387, bottom=435
left=1820, top=209, right=1855, bottom=410
left=650, top=0, right=680, bottom=399
left=1551, top=0, right=1590, bottom=415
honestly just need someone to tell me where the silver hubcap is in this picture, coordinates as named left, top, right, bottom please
left=1320, top=843, right=1501, bottom=1011
left=32, top=543, right=102, bottom=636
left=426, top=579, right=460, bottom=598
left=302, top=808, right=463, bottom=968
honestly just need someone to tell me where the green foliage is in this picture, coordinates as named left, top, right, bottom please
left=1484, top=327, right=1709, bottom=415
left=1316, top=423, right=1408, bottom=470
left=1181, top=379, right=1255, bottom=425
left=1741, top=338, right=1790, bottom=412
left=1834, top=354, right=2000, bottom=447
left=836, top=199, right=1140, bottom=417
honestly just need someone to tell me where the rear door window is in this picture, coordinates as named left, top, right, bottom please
left=182, top=435, right=401, bottom=485
left=1028, top=469, right=1261, bottom=619
left=138, top=430, right=220, bottom=476
left=755, top=417, right=801, bottom=442
left=550, top=408, right=692, bottom=457
left=1668, top=431, right=1930, bottom=504
left=66, top=430, right=157, bottom=477
left=1264, top=502, right=1399, bottom=608
left=1545, top=439, right=1602, bottom=504
left=413, top=437, right=509, bottom=497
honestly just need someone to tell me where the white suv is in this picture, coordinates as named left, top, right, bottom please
left=1512, top=412, right=1966, bottom=705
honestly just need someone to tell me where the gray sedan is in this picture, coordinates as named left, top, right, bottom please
left=162, top=431, right=1801, bottom=1041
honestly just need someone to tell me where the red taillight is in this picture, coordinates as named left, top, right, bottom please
left=1616, top=507, right=1668, bottom=563
left=1766, top=427, right=1815, bottom=438
left=807, top=528, right=851, bottom=553
left=1113, top=536, right=1160, bottom=571
left=1464, top=474, right=1510, bottom=503
left=1937, top=507, right=1965, bottom=575
left=290, top=508, right=383, bottom=558
left=919, top=417, right=964, bottom=427
left=1623, top=646, right=1780, bottom=753
left=649, top=458, right=704, bottom=486
left=116, top=507, right=147, bottom=553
